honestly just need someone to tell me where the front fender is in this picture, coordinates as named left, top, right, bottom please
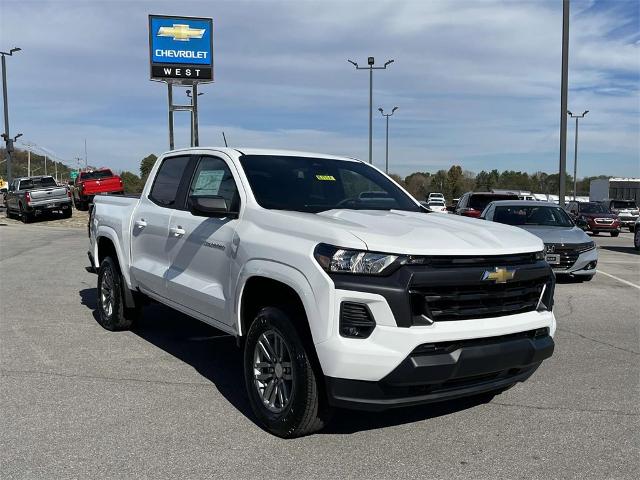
left=235, top=259, right=332, bottom=344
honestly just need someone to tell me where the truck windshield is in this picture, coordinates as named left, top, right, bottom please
left=80, top=170, right=113, bottom=180
left=19, top=177, right=57, bottom=189
left=493, top=205, right=574, bottom=227
left=239, top=155, right=421, bottom=213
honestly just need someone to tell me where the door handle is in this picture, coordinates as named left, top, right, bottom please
left=135, top=219, right=147, bottom=229
left=169, top=226, right=185, bottom=237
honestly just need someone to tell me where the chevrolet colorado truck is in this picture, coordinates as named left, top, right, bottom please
left=88, top=148, right=556, bottom=438
left=73, top=168, right=124, bottom=210
left=5, top=175, right=72, bottom=222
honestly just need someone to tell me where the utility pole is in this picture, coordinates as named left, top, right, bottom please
left=568, top=110, right=588, bottom=200
left=558, top=0, right=570, bottom=207
left=84, top=139, right=87, bottom=168
left=378, top=106, right=398, bottom=174
left=27, top=148, right=30, bottom=176
left=347, top=57, right=394, bottom=164
left=1, top=47, right=21, bottom=182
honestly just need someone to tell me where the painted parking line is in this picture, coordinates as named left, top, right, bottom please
left=597, top=270, right=640, bottom=291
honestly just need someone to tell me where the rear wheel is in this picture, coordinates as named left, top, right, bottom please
left=62, top=208, right=72, bottom=218
left=243, top=307, right=330, bottom=438
left=634, top=228, right=640, bottom=251
left=96, top=256, right=140, bottom=331
left=610, top=231, right=619, bottom=237
left=19, top=205, right=31, bottom=223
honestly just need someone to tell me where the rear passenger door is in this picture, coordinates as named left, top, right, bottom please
left=165, top=154, right=242, bottom=327
left=130, top=154, right=191, bottom=297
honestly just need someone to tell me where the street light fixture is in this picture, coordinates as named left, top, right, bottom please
left=567, top=109, right=588, bottom=200
left=1, top=46, right=21, bottom=182
left=378, top=106, right=398, bottom=174
left=347, top=57, right=394, bottom=164
left=185, top=87, right=204, bottom=148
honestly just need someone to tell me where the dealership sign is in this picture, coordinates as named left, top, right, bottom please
left=148, top=15, right=214, bottom=83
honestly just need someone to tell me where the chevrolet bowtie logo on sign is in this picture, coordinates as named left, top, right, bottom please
left=149, top=15, right=214, bottom=84
left=482, top=267, right=516, bottom=284
left=158, top=24, right=205, bottom=41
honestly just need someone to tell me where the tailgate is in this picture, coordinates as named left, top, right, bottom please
left=82, top=177, right=123, bottom=195
left=29, top=187, right=69, bottom=201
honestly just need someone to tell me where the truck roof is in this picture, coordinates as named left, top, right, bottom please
left=163, top=147, right=362, bottom=163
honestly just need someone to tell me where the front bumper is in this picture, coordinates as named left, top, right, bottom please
left=552, top=247, right=598, bottom=276
left=325, top=329, right=554, bottom=411
left=618, top=217, right=637, bottom=227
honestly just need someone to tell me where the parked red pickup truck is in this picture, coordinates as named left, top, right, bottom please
left=73, top=169, right=124, bottom=210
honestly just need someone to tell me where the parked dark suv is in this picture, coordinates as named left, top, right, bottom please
left=565, top=201, right=620, bottom=237
left=454, top=192, right=518, bottom=218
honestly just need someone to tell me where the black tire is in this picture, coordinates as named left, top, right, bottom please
left=243, top=307, right=330, bottom=438
left=19, top=205, right=31, bottom=223
left=96, top=256, right=140, bottom=331
left=634, top=229, right=640, bottom=251
left=610, top=231, right=619, bottom=237
left=74, top=199, right=86, bottom=211
left=62, top=208, right=72, bottom=218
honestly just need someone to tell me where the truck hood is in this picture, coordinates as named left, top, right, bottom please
left=312, top=209, right=544, bottom=255
left=515, top=225, right=591, bottom=245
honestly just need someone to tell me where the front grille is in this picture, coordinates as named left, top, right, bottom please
left=410, top=278, right=545, bottom=321
left=545, top=242, right=595, bottom=270
left=594, top=218, right=614, bottom=225
left=406, top=252, right=537, bottom=268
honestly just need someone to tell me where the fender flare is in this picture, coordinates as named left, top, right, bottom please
left=94, top=225, right=135, bottom=293
left=235, top=259, right=327, bottom=344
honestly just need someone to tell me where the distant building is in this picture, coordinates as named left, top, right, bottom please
left=590, top=178, right=640, bottom=203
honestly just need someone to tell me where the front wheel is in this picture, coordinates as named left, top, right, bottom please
left=243, top=307, right=330, bottom=438
left=634, top=229, right=640, bottom=251
left=610, top=231, right=619, bottom=237
left=96, top=256, right=139, bottom=331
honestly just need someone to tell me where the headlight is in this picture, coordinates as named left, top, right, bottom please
left=535, top=250, right=545, bottom=260
left=314, top=244, right=399, bottom=275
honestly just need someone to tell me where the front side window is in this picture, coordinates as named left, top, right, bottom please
left=149, top=155, right=190, bottom=207
left=189, top=156, right=239, bottom=210
left=239, top=155, right=421, bottom=213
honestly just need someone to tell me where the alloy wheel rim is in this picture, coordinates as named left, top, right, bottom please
left=100, top=267, right=114, bottom=318
left=253, top=329, right=293, bottom=413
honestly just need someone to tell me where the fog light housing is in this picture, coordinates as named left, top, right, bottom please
left=585, top=261, right=597, bottom=270
left=339, top=302, right=375, bottom=338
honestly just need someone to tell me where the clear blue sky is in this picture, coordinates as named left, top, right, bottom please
left=1, top=0, right=638, bottom=178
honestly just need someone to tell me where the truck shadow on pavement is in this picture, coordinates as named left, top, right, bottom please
left=79, top=288, right=491, bottom=435
left=599, top=245, right=639, bottom=255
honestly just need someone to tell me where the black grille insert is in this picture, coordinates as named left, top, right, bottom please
left=410, top=278, right=546, bottom=321
left=340, top=302, right=376, bottom=338
left=546, top=242, right=594, bottom=270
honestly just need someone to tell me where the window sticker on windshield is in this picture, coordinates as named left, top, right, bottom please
left=315, top=175, right=336, bottom=181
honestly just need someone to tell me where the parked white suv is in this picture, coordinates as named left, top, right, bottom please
left=88, top=148, right=556, bottom=437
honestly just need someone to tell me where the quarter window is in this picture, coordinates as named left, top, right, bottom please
left=149, top=155, right=190, bottom=207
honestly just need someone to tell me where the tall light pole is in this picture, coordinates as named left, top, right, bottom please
left=568, top=110, right=588, bottom=200
left=378, top=106, right=398, bottom=174
left=348, top=57, right=394, bottom=164
left=1, top=47, right=21, bottom=182
left=558, top=0, right=570, bottom=207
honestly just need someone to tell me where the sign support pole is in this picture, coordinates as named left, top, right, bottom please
left=192, top=83, right=199, bottom=147
left=167, top=83, right=175, bottom=150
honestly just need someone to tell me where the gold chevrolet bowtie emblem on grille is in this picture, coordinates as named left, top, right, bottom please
left=482, top=267, right=516, bottom=283
left=157, top=24, right=205, bottom=41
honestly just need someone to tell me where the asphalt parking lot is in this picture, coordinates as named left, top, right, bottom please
left=0, top=223, right=638, bottom=479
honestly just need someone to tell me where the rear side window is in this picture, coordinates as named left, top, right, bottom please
left=149, top=156, right=190, bottom=207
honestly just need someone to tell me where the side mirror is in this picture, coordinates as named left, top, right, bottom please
left=575, top=218, right=588, bottom=229
left=189, top=195, right=237, bottom=218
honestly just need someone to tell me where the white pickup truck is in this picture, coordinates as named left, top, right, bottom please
left=88, top=148, right=556, bottom=437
